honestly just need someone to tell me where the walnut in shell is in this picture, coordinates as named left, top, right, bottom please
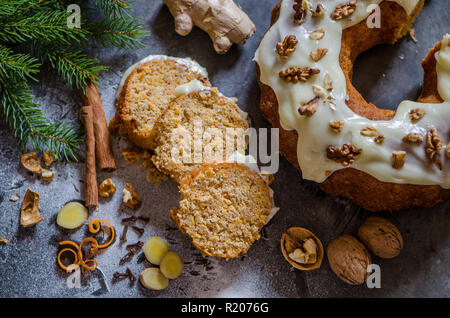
left=327, top=235, right=371, bottom=285
left=358, top=217, right=403, bottom=259
left=281, top=227, right=324, bottom=270
left=20, top=189, right=43, bottom=227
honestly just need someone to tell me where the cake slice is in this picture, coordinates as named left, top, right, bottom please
left=170, top=161, right=274, bottom=259
left=110, top=56, right=210, bottom=149
left=151, top=87, right=249, bottom=183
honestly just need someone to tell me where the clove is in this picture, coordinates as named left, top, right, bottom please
left=120, top=225, right=128, bottom=242
left=121, top=216, right=137, bottom=223
left=131, top=225, right=144, bottom=236
left=119, top=251, right=134, bottom=265
left=137, top=216, right=149, bottom=223
left=126, top=241, right=144, bottom=254
left=126, top=268, right=136, bottom=282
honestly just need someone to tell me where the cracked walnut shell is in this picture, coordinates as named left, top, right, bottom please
left=20, top=189, right=43, bottom=227
left=281, top=227, right=324, bottom=271
left=327, top=235, right=371, bottom=285
left=358, top=217, right=403, bottom=259
left=20, top=152, right=42, bottom=174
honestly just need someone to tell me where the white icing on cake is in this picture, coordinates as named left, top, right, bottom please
left=117, top=55, right=208, bottom=98
left=174, top=79, right=209, bottom=97
left=254, top=0, right=450, bottom=188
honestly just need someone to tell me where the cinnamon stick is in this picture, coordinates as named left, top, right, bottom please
left=81, top=106, right=98, bottom=208
left=81, top=81, right=116, bottom=171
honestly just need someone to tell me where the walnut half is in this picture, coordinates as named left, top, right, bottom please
left=326, top=144, right=362, bottom=166
left=330, top=0, right=357, bottom=20
left=279, top=66, right=320, bottom=83
left=99, top=178, right=117, bottom=197
left=425, top=129, right=442, bottom=169
left=123, top=183, right=142, bottom=209
left=276, top=35, right=298, bottom=59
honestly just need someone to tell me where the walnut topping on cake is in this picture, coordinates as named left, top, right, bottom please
left=392, top=151, right=406, bottom=169
left=331, top=0, right=357, bottom=20
left=309, top=29, right=325, bottom=40
left=310, top=48, right=328, bottom=61
left=293, top=0, right=310, bottom=25
left=374, top=135, right=385, bottom=144
left=312, top=85, right=327, bottom=98
left=298, top=96, right=319, bottom=116
left=425, top=129, right=442, bottom=169
left=402, top=133, right=423, bottom=144
left=312, top=4, right=325, bottom=17
left=360, top=126, right=378, bottom=137
left=409, top=108, right=425, bottom=122
left=326, top=144, right=362, bottom=166
left=277, top=35, right=298, bottom=59
left=445, top=142, right=450, bottom=158
left=329, top=120, right=344, bottom=133
left=279, top=67, right=320, bottom=83
left=323, top=73, right=333, bottom=91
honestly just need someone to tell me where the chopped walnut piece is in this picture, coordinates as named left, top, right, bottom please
left=293, top=0, right=310, bottom=25
left=445, top=142, right=450, bottom=158
left=323, top=73, right=333, bottom=91
left=409, top=108, right=425, bottom=122
left=276, top=35, right=298, bottom=59
left=288, top=238, right=317, bottom=264
left=41, top=169, right=54, bottom=181
left=309, top=29, right=325, bottom=40
left=20, top=152, right=42, bottom=174
left=99, top=178, right=117, bottom=197
left=298, top=96, right=319, bottom=116
left=312, top=3, right=325, bottom=17
left=402, top=133, right=423, bottom=144
left=279, top=67, right=320, bottom=83
left=331, top=0, right=357, bottom=20
left=310, top=48, right=328, bottom=61
left=10, top=194, right=20, bottom=202
left=326, top=144, right=362, bottom=166
left=425, top=129, right=442, bottom=169
left=122, top=148, right=142, bottom=164
left=360, top=126, right=378, bottom=137
left=20, top=189, right=43, bottom=227
left=0, top=237, right=8, bottom=244
left=329, top=120, right=344, bottom=133
left=392, top=151, right=406, bottom=169
left=312, top=85, right=327, bottom=98
left=123, top=183, right=142, bottom=209
left=42, top=151, right=57, bottom=166
left=374, top=135, right=385, bottom=144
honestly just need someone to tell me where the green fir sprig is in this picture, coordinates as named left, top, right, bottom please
left=0, top=0, right=147, bottom=161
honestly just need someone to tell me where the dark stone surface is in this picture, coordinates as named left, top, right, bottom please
left=0, top=0, right=448, bottom=298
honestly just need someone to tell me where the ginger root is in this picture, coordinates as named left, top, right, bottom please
left=163, top=0, right=255, bottom=54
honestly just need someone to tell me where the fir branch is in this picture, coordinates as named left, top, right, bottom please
left=94, top=0, right=133, bottom=17
left=0, top=9, right=89, bottom=45
left=36, top=45, right=107, bottom=91
left=0, top=45, right=40, bottom=82
left=87, top=16, right=147, bottom=49
left=0, top=79, right=83, bottom=161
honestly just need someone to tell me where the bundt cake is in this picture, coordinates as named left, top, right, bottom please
left=254, top=0, right=450, bottom=211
